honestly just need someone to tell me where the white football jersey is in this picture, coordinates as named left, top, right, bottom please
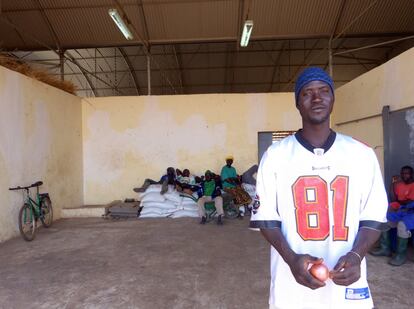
left=250, top=131, right=388, bottom=309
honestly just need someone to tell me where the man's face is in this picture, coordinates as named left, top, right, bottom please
left=183, top=169, right=190, bottom=177
left=226, top=159, right=233, bottom=166
left=401, top=168, right=413, bottom=183
left=297, top=80, right=334, bottom=125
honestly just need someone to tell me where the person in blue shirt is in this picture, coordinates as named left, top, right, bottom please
left=220, top=155, right=252, bottom=216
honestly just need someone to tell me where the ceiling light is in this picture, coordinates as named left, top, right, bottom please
left=108, top=8, right=134, bottom=40
left=240, top=20, right=253, bottom=47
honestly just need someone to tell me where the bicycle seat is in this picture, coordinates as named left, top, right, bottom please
left=31, top=181, right=43, bottom=187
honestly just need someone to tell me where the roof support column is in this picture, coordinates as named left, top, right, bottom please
left=147, top=54, right=151, bottom=96
left=59, top=49, right=65, bottom=81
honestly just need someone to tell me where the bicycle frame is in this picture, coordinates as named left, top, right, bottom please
left=10, top=180, right=53, bottom=241
left=21, top=187, right=43, bottom=222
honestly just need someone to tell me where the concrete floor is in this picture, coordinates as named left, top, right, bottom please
left=0, top=218, right=412, bottom=309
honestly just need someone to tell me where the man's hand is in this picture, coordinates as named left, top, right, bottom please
left=329, top=252, right=361, bottom=286
left=287, top=254, right=326, bottom=290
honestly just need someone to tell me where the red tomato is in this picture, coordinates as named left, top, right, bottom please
left=309, top=263, right=329, bottom=281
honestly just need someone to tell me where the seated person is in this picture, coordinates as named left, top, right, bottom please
left=197, top=170, right=224, bottom=225
left=176, top=168, right=183, bottom=178
left=370, top=165, right=414, bottom=266
left=241, top=164, right=258, bottom=186
left=220, top=155, right=252, bottom=217
left=133, top=167, right=176, bottom=195
left=176, top=169, right=200, bottom=194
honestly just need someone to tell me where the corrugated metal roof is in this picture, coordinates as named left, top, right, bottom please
left=251, top=0, right=343, bottom=38
left=337, top=0, right=414, bottom=35
left=2, top=0, right=414, bottom=97
left=144, top=0, right=238, bottom=42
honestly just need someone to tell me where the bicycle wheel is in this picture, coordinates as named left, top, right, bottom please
left=18, top=203, right=36, bottom=241
left=40, top=197, right=53, bottom=228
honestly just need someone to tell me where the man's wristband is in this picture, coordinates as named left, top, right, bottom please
left=348, top=250, right=362, bottom=263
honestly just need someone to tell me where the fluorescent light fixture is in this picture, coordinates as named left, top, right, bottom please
left=240, top=20, right=253, bottom=47
left=108, top=8, right=134, bottom=40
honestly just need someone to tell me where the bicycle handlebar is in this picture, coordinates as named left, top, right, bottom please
left=9, top=181, right=43, bottom=191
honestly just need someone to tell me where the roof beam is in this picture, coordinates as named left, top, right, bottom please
left=334, top=35, right=414, bottom=56
left=268, top=41, right=287, bottom=92
left=75, top=79, right=353, bottom=91
left=65, top=52, right=97, bottom=97
left=136, top=0, right=150, bottom=46
left=172, top=45, right=185, bottom=93
left=33, top=0, right=61, bottom=51
left=4, top=32, right=412, bottom=52
left=65, top=59, right=96, bottom=97
left=330, top=0, right=347, bottom=42
left=65, top=51, right=125, bottom=96
left=112, top=0, right=177, bottom=94
left=235, top=0, right=245, bottom=50
left=328, top=0, right=347, bottom=75
left=282, top=39, right=321, bottom=91
left=118, top=47, right=141, bottom=95
left=46, top=61, right=380, bottom=77
left=22, top=44, right=393, bottom=62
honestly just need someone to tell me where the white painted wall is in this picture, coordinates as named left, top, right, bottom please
left=0, top=66, right=83, bottom=243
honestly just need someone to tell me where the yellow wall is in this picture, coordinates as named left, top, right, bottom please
left=3, top=46, right=412, bottom=239
left=332, top=47, right=414, bottom=172
left=0, top=66, right=83, bottom=242
left=82, top=93, right=300, bottom=204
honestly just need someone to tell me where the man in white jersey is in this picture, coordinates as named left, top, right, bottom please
left=249, top=67, right=388, bottom=309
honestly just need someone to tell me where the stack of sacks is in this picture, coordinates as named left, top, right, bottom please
left=138, top=185, right=183, bottom=218
left=138, top=185, right=199, bottom=218
left=170, top=193, right=199, bottom=218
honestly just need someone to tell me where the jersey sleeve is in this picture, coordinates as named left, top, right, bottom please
left=358, top=149, right=388, bottom=231
left=249, top=148, right=281, bottom=230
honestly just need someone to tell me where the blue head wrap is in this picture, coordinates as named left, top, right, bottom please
left=294, top=67, right=334, bottom=104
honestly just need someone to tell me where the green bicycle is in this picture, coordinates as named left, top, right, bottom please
left=9, top=181, right=53, bottom=241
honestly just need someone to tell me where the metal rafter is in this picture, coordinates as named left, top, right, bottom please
left=136, top=0, right=150, bottom=47
left=47, top=60, right=379, bottom=77
left=76, top=79, right=352, bottom=92
left=65, top=52, right=97, bottom=96
left=119, top=47, right=141, bottom=95
left=33, top=0, right=61, bottom=51
left=112, top=0, right=177, bottom=94
left=20, top=43, right=393, bottom=62
left=282, top=39, right=321, bottom=91
left=267, top=41, right=287, bottom=92
left=66, top=51, right=125, bottom=96
left=65, top=59, right=95, bottom=97
left=328, top=0, right=347, bottom=76
left=172, top=45, right=184, bottom=93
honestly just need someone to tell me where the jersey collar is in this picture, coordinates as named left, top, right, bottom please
left=294, top=129, right=336, bottom=154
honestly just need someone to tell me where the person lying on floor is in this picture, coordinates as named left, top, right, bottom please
left=133, top=167, right=177, bottom=195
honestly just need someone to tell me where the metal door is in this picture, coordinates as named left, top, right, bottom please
left=258, top=132, right=273, bottom=163
left=383, top=106, right=414, bottom=195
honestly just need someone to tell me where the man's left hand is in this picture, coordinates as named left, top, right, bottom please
left=329, top=252, right=361, bottom=286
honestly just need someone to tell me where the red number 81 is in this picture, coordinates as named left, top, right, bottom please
left=292, top=176, right=349, bottom=241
